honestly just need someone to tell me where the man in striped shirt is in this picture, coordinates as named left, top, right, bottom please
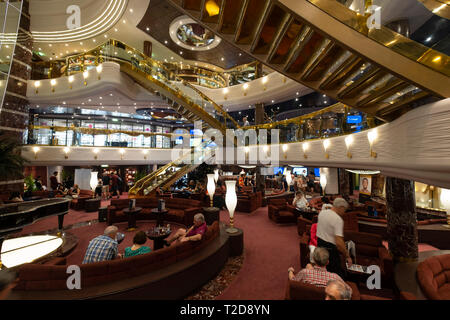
left=288, top=247, right=343, bottom=287
left=83, top=226, right=122, bottom=264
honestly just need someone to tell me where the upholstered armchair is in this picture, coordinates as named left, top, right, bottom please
left=268, top=200, right=298, bottom=224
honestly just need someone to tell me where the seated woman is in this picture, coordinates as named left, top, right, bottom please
left=56, top=184, right=69, bottom=197
left=164, top=213, right=207, bottom=246
left=124, top=231, right=151, bottom=257
left=9, top=192, right=23, bottom=203
left=70, top=184, right=81, bottom=198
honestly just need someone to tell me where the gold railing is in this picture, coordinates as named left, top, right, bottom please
left=33, top=39, right=240, bottom=129
left=29, top=125, right=192, bottom=139
left=307, top=0, right=450, bottom=77
left=242, top=103, right=348, bottom=129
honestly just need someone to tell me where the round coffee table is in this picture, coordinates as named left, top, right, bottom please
left=123, top=207, right=142, bottom=231
left=151, top=208, right=168, bottom=227
left=146, top=227, right=172, bottom=250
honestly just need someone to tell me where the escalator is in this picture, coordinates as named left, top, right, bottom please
left=129, top=140, right=215, bottom=197
left=168, top=0, right=450, bottom=121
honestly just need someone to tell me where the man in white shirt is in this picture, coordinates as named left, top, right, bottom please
left=317, top=198, right=352, bottom=278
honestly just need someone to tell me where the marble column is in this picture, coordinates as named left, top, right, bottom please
left=338, top=168, right=351, bottom=197
left=0, top=0, right=32, bottom=193
left=386, top=177, right=418, bottom=262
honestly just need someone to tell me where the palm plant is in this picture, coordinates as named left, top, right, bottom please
left=0, top=131, right=27, bottom=181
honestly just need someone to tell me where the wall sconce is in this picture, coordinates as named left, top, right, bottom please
left=50, top=79, right=56, bottom=92
left=68, top=76, right=74, bottom=89
left=143, top=149, right=148, bottom=160
left=120, top=149, right=125, bottom=160
left=96, top=64, right=103, bottom=80
left=244, top=146, right=249, bottom=161
left=93, top=148, right=99, bottom=160
left=83, top=71, right=89, bottom=86
left=368, top=130, right=378, bottom=158
left=282, top=144, right=288, bottom=159
left=33, top=146, right=40, bottom=160
left=243, top=83, right=249, bottom=96
left=34, top=81, right=41, bottom=94
left=223, top=88, right=228, bottom=100
left=262, top=76, right=268, bottom=91
left=323, top=139, right=330, bottom=159
left=63, top=147, right=70, bottom=159
left=345, top=135, right=354, bottom=159
left=302, top=142, right=309, bottom=159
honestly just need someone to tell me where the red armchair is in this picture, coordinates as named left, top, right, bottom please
left=236, top=191, right=262, bottom=213
left=416, top=254, right=450, bottom=300
left=268, top=199, right=297, bottom=224
left=70, top=189, right=93, bottom=211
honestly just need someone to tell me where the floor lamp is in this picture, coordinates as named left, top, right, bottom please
left=207, top=174, right=216, bottom=207
left=225, top=180, right=238, bottom=234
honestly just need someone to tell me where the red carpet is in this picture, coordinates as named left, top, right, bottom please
left=217, top=207, right=300, bottom=300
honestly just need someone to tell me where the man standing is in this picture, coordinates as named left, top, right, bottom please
left=102, top=172, right=111, bottom=199
left=110, top=172, right=119, bottom=199
left=50, top=171, right=59, bottom=191
left=83, top=226, right=122, bottom=264
left=316, top=198, right=352, bottom=278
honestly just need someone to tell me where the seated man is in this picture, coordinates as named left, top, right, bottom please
left=325, top=280, right=353, bottom=300
left=165, top=213, right=207, bottom=246
left=288, top=247, right=343, bottom=287
left=83, top=226, right=122, bottom=264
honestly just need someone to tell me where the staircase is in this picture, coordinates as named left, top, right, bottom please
left=167, top=0, right=450, bottom=121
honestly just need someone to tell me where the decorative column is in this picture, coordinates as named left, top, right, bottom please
left=338, top=168, right=351, bottom=197
left=0, top=0, right=32, bottom=193
left=255, top=103, right=265, bottom=192
left=385, top=177, right=418, bottom=262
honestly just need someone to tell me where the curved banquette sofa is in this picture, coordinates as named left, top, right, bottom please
left=417, top=254, right=450, bottom=300
left=107, top=198, right=202, bottom=226
left=11, top=221, right=229, bottom=300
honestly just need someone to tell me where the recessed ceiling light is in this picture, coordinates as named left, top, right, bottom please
left=146, top=27, right=150, bottom=31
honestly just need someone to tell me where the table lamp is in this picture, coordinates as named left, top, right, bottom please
left=90, top=172, right=98, bottom=198
left=440, top=188, right=450, bottom=228
left=320, top=175, right=327, bottom=196
left=214, top=169, right=219, bottom=183
left=207, top=174, right=216, bottom=207
left=225, top=180, right=238, bottom=234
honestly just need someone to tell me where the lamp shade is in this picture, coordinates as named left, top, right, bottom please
left=225, top=180, right=237, bottom=218
left=207, top=174, right=216, bottom=201
left=90, top=172, right=98, bottom=191
left=214, top=169, right=219, bottom=183
left=285, top=170, right=292, bottom=186
left=320, top=175, right=327, bottom=192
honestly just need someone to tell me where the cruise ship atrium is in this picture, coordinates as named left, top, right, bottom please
left=0, top=0, right=449, bottom=303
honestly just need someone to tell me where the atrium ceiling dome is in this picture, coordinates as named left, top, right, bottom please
left=169, top=16, right=222, bottom=51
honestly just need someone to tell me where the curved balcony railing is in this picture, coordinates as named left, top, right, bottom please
left=242, top=102, right=379, bottom=144
left=25, top=102, right=380, bottom=148
left=307, top=0, right=450, bottom=77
